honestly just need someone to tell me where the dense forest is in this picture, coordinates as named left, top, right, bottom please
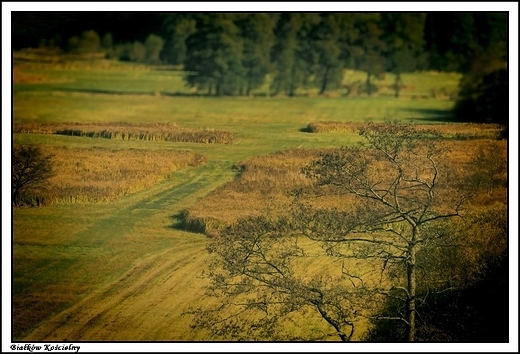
left=12, top=12, right=509, bottom=125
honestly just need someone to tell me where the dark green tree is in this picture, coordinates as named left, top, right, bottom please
left=144, top=34, right=164, bottom=64
left=235, top=14, right=276, bottom=96
left=454, top=68, right=508, bottom=129
left=67, top=30, right=101, bottom=54
left=381, top=13, right=426, bottom=98
left=12, top=145, right=54, bottom=207
left=352, top=14, right=387, bottom=95
left=452, top=17, right=507, bottom=130
left=184, top=14, right=244, bottom=96
left=161, top=14, right=197, bottom=65
left=101, top=32, right=113, bottom=50
left=310, top=13, right=345, bottom=95
left=270, top=13, right=320, bottom=96
left=424, top=13, right=480, bottom=73
left=472, top=12, right=508, bottom=53
left=270, top=13, right=302, bottom=96
left=129, top=41, right=146, bottom=62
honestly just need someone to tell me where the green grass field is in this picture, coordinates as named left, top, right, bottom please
left=11, top=60, right=478, bottom=341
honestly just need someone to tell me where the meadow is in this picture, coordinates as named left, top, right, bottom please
left=11, top=59, right=507, bottom=342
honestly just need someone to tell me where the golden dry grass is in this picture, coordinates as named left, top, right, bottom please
left=23, top=145, right=207, bottom=206
left=14, top=122, right=234, bottom=144
left=304, top=121, right=503, bottom=140
left=184, top=137, right=507, bottom=236
left=13, top=66, right=49, bottom=84
left=182, top=149, right=320, bottom=235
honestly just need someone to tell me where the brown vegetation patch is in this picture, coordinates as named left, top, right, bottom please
left=182, top=148, right=320, bottom=235
left=183, top=138, right=507, bottom=237
left=14, top=122, right=235, bottom=144
left=20, top=146, right=207, bottom=206
left=303, top=121, right=362, bottom=134
left=303, top=121, right=502, bottom=140
left=13, top=48, right=153, bottom=71
left=13, top=66, right=48, bottom=83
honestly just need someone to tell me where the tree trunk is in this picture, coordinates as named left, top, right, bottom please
left=288, top=67, right=296, bottom=97
left=406, top=227, right=418, bottom=341
left=394, top=72, right=402, bottom=98
left=246, top=66, right=253, bottom=96
left=366, top=72, right=372, bottom=95
left=319, top=66, right=330, bottom=95
left=13, top=188, right=20, bottom=207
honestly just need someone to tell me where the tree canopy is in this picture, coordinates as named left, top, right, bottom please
left=12, top=145, right=54, bottom=207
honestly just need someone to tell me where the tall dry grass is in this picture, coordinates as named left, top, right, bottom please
left=183, top=137, right=507, bottom=236
left=14, top=122, right=234, bottom=144
left=19, top=145, right=207, bottom=206
left=304, top=121, right=503, bottom=140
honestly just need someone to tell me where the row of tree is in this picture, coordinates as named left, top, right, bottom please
left=18, top=13, right=509, bottom=126
left=64, top=30, right=165, bottom=64
left=33, top=13, right=507, bottom=99
left=161, top=12, right=507, bottom=98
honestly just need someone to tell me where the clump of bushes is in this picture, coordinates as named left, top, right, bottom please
left=176, top=210, right=227, bottom=237
left=302, top=121, right=361, bottom=133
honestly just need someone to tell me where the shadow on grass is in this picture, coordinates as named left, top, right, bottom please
left=399, top=108, right=458, bottom=123
left=169, top=211, right=186, bottom=231
left=169, top=210, right=206, bottom=235
left=50, top=87, right=211, bottom=97
left=49, top=87, right=318, bottom=99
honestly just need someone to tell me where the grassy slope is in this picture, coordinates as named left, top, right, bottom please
left=12, top=64, right=460, bottom=341
left=15, top=161, right=237, bottom=340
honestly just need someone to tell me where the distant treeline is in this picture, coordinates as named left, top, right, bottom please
left=13, top=13, right=507, bottom=98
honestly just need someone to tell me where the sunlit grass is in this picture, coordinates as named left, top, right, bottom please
left=24, top=146, right=207, bottom=205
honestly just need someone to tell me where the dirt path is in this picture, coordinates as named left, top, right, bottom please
left=20, top=161, right=236, bottom=341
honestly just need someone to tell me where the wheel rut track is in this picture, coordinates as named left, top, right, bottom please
left=22, top=161, right=236, bottom=341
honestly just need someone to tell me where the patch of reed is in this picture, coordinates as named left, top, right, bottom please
left=183, top=139, right=507, bottom=237
left=304, top=121, right=502, bottom=140
left=14, top=122, right=235, bottom=144
left=18, top=145, right=207, bottom=206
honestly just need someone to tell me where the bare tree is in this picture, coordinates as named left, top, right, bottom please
left=12, top=144, right=54, bottom=207
left=187, top=122, right=472, bottom=341
left=299, top=122, right=468, bottom=341
left=186, top=215, right=373, bottom=341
